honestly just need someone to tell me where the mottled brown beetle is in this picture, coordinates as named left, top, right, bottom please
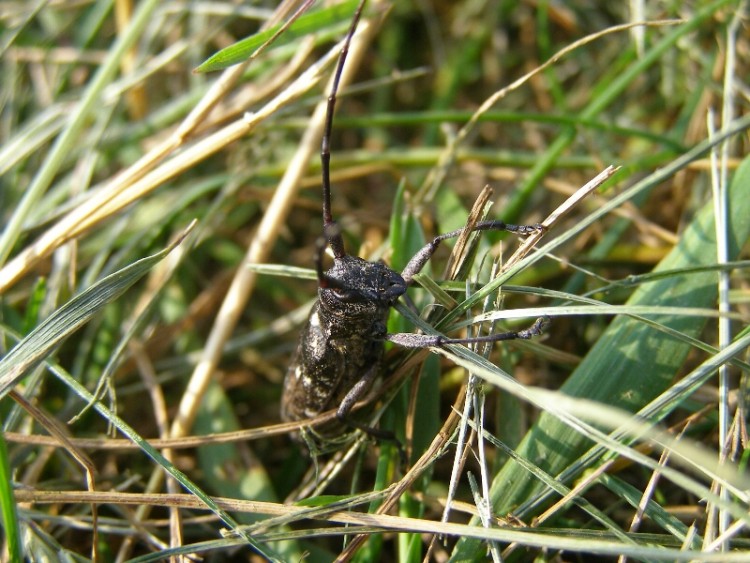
left=281, top=0, right=547, bottom=445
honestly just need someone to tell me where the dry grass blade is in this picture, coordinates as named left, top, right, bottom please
left=3, top=0, right=749, bottom=560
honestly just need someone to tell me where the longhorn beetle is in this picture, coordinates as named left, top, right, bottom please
left=280, top=0, right=548, bottom=445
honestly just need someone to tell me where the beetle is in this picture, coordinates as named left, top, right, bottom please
left=280, top=0, right=547, bottom=445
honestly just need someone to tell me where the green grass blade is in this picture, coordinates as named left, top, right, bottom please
left=194, top=382, right=301, bottom=560
left=0, top=431, right=22, bottom=562
left=0, top=229, right=191, bottom=397
left=446, top=112, right=750, bottom=322
left=501, top=0, right=735, bottom=224
left=450, top=155, right=750, bottom=559
left=41, top=360, right=281, bottom=561
left=0, top=0, right=161, bottom=266
left=196, top=0, right=359, bottom=72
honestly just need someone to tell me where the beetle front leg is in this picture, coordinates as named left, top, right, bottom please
left=400, top=220, right=545, bottom=285
left=336, top=363, right=396, bottom=441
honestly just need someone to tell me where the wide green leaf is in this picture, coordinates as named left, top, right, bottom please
left=451, top=155, right=750, bottom=559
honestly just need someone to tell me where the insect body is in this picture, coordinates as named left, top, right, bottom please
left=281, top=0, right=547, bottom=442
left=281, top=250, right=405, bottom=437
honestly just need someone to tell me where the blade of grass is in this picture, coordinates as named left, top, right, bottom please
left=450, top=154, right=750, bottom=559
left=196, top=0, right=359, bottom=72
left=0, top=225, right=194, bottom=398
left=38, top=359, right=281, bottom=561
left=500, top=0, right=734, bottom=224
left=194, top=382, right=302, bottom=561
left=0, top=432, right=22, bottom=562
left=428, top=336, right=750, bottom=520
left=444, top=112, right=750, bottom=323
left=0, top=0, right=161, bottom=266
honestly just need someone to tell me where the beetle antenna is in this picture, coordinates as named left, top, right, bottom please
left=320, top=0, right=367, bottom=261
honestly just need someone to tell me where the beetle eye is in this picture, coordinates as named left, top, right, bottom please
left=333, top=288, right=357, bottom=301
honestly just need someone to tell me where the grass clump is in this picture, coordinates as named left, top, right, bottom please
left=1, top=1, right=749, bottom=561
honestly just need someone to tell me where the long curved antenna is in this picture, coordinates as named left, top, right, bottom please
left=320, top=0, right=367, bottom=261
